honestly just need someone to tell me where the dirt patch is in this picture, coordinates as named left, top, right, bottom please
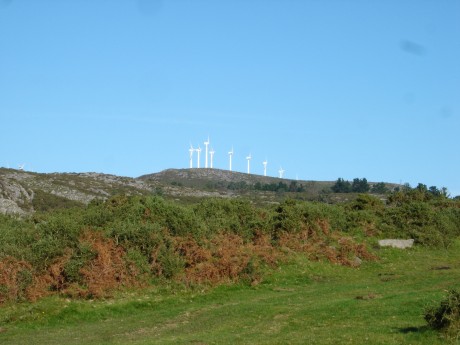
left=431, top=266, right=451, bottom=271
left=355, top=293, right=380, bottom=300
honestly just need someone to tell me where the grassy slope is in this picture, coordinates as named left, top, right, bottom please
left=1, top=243, right=459, bottom=345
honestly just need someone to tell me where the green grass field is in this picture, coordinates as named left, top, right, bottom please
left=1, top=242, right=459, bottom=345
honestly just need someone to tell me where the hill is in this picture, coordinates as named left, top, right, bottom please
left=0, top=168, right=151, bottom=215
left=1, top=170, right=459, bottom=343
left=0, top=167, right=396, bottom=215
left=140, top=168, right=325, bottom=187
left=139, top=168, right=340, bottom=202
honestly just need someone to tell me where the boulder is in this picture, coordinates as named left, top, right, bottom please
left=378, top=239, right=414, bottom=249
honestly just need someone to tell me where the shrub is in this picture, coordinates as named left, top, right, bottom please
left=0, top=257, right=33, bottom=303
left=425, top=289, right=460, bottom=340
left=0, top=214, right=36, bottom=261
left=63, top=243, right=96, bottom=284
left=347, top=194, right=384, bottom=212
left=32, top=189, right=84, bottom=212
left=271, top=199, right=346, bottom=241
left=78, top=231, right=132, bottom=298
left=380, top=201, right=460, bottom=247
left=193, top=198, right=267, bottom=240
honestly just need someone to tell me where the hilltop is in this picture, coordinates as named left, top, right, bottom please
left=0, top=167, right=396, bottom=215
left=140, top=168, right=320, bottom=186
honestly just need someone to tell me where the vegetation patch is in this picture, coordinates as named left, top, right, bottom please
left=31, top=189, right=84, bottom=212
left=425, top=289, right=460, bottom=341
left=0, top=185, right=459, bottom=306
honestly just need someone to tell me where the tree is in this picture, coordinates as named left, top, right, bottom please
left=371, top=182, right=388, bottom=194
left=351, top=178, right=370, bottom=193
left=331, top=178, right=351, bottom=193
left=289, top=181, right=298, bottom=192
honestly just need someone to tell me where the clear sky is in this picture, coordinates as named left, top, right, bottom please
left=1, top=0, right=459, bottom=196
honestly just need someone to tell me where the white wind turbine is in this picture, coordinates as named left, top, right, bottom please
left=196, top=146, right=202, bottom=168
left=209, top=147, right=215, bottom=169
left=246, top=154, right=252, bottom=174
left=188, top=144, right=195, bottom=169
left=228, top=147, right=234, bottom=171
left=18, top=163, right=25, bottom=171
left=262, top=159, right=268, bottom=177
left=278, top=167, right=285, bottom=179
left=204, top=136, right=210, bottom=168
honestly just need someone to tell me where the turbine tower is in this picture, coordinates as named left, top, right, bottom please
left=262, top=160, right=268, bottom=177
left=204, top=136, right=210, bottom=168
left=228, top=147, right=234, bottom=171
left=246, top=154, right=252, bottom=174
left=278, top=167, right=285, bottom=179
left=209, top=147, right=215, bottom=169
left=196, top=146, right=202, bottom=168
left=18, top=163, right=25, bottom=171
left=188, top=144, right=195, bottom=169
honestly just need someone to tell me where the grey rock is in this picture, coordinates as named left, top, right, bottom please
left=378, top=239, right=414, bottom=249
left=0, top=198, right=26, bottom=215
left=353, top=256, right=363, bottom=266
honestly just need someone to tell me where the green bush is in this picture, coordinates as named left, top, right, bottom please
left=193, top=198, right=267, bottom=240
left=425, top=289, right=460, bottom=340
left=106, top=222, right=165, bottom=257
left=271, top=199, right=347, bottom=240
left=155, top=240, right=184, bottom=279
left=0, top=214, right=36, bottom=261
left=125, top=248, right=151, bottom=276
left=63, top=243, right=96, bottom=284
left=347, top=194, right=384, bottom=212
left=380, top=201, right=460, bottom=247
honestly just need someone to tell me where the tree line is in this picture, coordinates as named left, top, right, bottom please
left=331, top=177, right=451, bottom=199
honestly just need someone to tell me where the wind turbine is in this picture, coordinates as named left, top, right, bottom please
left=188, top=144, right=195, bottom=169
left=278, top=167, right=285, bottom=179
left=246, top=154, right=252, bottom=174
left=204, top=136, right=210, bottom=168
left=209, top=147, right=215, bottom=169
left=196, top=146, right=202, bottom=168
left=228, top=147, right=234, bottom=171
left=262, top=160, right=268, bottom=177
left=18, top=163, right=25, bottom=171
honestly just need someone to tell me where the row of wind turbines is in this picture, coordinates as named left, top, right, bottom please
left=188, top=137, right=286, bottom=179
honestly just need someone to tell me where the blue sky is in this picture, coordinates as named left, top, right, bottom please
left=1, top=0, right=459, bottom=196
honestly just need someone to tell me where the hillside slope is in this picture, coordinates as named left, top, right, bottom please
left=0, top=168, right=152, bottom=214
left=1, top=167, right=393, bottom=215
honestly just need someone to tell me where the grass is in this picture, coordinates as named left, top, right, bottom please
left=1, top=242, right=460, bottom=345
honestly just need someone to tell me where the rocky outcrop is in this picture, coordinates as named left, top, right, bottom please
left=0, top=169, right=152, bottom=215
left=0, top=198, right=27, bottom=215
left=0, top=173, right=34, bottom=214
